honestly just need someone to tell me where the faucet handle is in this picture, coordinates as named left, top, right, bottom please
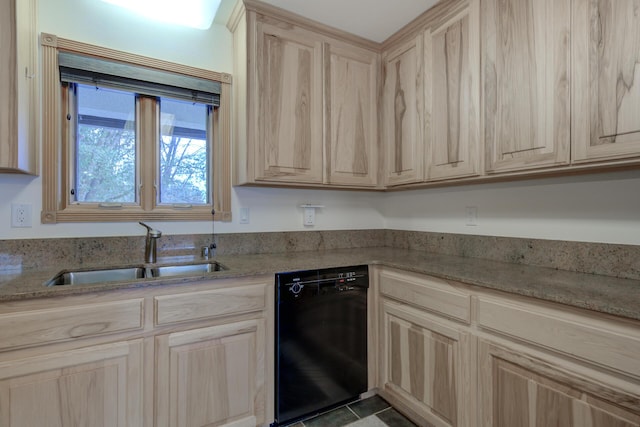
left=201, top=246, right=210, bottom=259
left=201, top=243, right=216, bottom=259
left=139, top=222, right=162, bottom=237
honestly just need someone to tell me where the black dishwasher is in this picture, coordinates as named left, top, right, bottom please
left=274, top=265, right=369, bottom=426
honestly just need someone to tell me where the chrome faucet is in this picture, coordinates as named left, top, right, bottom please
left=201, top=243, right=217, bottom=259
left=139, top=222, right=162, bottom=263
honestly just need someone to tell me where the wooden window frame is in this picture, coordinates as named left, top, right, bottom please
left=40, top=33, right=232, bottom=223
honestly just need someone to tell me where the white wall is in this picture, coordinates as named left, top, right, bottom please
left=38, top=0, right=234, bottom=72
left=382, top=170, right=640, bottom=245
left=0, top=174, right=385, bottom=238
left=0, top=0, right=385, bottom=239
left=0, top=0, right=639, bottom=245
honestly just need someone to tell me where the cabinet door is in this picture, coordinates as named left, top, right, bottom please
left=425, top=0, right=481, bottom=181
left=325, top=42, right=378, bottom=187
left=382, top=35, right=425, bottom=186
left=0, top=0, right=37, bottom=174
left=254, top=18, right=323, bottom=184
left=479, top=340, right=640, bottom=426
left=379, top=300, right=472, bottom=427
left=482, top=0, right=570, bottom=173
left=155, top=319, right=266, bottom=427
left=0, top=340, right=143, bottom=426
left=572, top=0, right=640, bottom=163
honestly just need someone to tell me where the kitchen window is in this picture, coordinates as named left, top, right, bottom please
left=40, top=33, right=232, bottom=223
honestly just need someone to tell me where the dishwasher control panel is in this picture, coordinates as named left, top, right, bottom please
left=277, top=265, right=368, bottom=300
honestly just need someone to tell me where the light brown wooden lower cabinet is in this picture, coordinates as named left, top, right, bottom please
left=0, top=275, right=273, bottom=427
left=379, top=299, right=473, bottom=427
left=375, top=266, right=640, bottom=427
left=478, top=339, right=640, bottom=427
left=0, top=339, right=144, bottom=426
left=155, top=319, right=265, bottom=427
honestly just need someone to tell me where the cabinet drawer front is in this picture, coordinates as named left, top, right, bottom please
left=477, top=297, right=640, bottom=378
left=0, top=299, right=144, bottom=350
left=379, top=269, right=471, bottom=323
left=155, top=284, right=266, bottom=326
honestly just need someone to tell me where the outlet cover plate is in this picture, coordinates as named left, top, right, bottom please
left=11, top=203, right=33, bottom=228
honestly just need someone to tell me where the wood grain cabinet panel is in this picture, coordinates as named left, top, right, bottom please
left=572, top=0, right=640, bottom=163
left=482, top=0, right=570, bottom=173
left=325, top=41, right=378, bottom=187
left=379, top=300, right=472, bottom=427
left=378, top=268, right=471, bottom=323
left=231, top=4, right=380, bottom=188
left=0, top=0, right=37, bottom=174
left=155, top=284, right=266, bottom=326
left=0, top=339, right=144, bottom=427
left=155, top=319, right=266, bottom=427
left=0, top=298, right=144, bottom=351
left=254, top=17, right=324, bottom=184
left=479, top=340, right=640, bottom=427
left=382, top=35, right=425, bottom=186
left=477, top=296, right=640, bottom=379
left=425, top=0, right=481, bottom=181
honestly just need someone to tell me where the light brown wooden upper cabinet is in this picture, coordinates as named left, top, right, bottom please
left=229, top=0, right=379, bottom=188
left=0, top=0, right=37, bottom=175
left=253, top=16, right=324, bottom=184
left=382, top=0, right=480, bottom=186
left=482, top=0, right=571, bottom=174
left=382, top=34, right=425, bottom=186
left=325, top=41, right=379, bottom=187
left=424, top=0, right=481, bottom=181
left=572, top=0, right=640, bottom=164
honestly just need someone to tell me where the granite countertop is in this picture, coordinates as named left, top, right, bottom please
left=0, top=247, right=639, bottom=321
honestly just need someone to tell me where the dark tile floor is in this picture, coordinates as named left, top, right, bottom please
left=286, top=395, right=417, bottom=427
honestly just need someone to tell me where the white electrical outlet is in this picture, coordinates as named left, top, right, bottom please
left=11, top=203, right=33, bottom=228
left=303, top=207, right=315, bottom=226
left=465, top=206, right=478, bottom=226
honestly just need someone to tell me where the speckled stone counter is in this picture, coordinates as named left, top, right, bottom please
left=1, top=247, right=639, bottom=322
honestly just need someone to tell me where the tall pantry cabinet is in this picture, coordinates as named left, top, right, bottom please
left=0, top=0, right=37, bottom=174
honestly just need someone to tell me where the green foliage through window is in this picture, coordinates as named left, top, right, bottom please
left=159, top=98, right=210, bottom=205
left=75, top=84, right=137, bottom=203
left=71, top=85, right=212, bottom=206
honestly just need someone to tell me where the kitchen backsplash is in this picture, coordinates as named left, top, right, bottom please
left=1, top=230, right=638, bottom=280
left=0, top=230, right=385, bottom=272
left=386, top=230, right=640, bottom=281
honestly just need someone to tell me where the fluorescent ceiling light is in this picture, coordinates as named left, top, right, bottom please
left=101, top=0, right=220, bottom=30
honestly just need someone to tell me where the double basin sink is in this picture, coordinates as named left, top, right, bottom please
left=45, top=261, right=227, bottom=286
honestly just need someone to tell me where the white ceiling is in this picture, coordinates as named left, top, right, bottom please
left=216, top=0, right=440, bottom=43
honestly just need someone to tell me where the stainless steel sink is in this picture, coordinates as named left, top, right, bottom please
left=45, top=266, right=146, bottom=286
left=44, top=261, right=228, bottom=286
left=147, top=261, right=227, bottom=278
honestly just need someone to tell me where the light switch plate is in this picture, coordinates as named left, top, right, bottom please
left=465, top=206, right=478, bottom=226
left=239, top=207, right=250, bottom=224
